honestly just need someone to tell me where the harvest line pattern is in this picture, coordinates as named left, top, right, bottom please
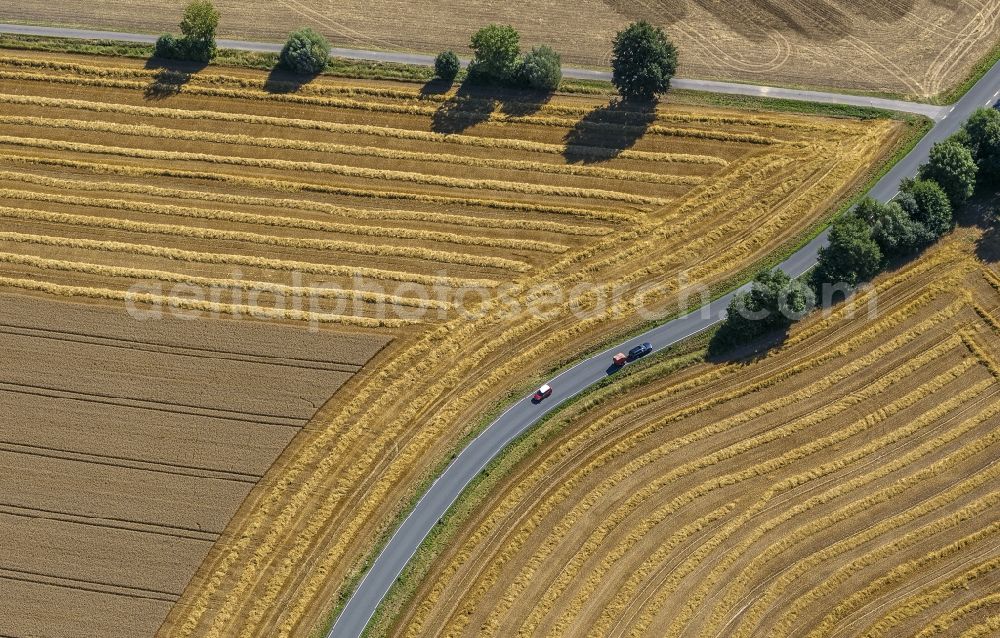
left=395, top=238, right=1000, bottom=638
left=0, top=48, right=904, bottom=638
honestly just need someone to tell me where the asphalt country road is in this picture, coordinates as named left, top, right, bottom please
left=329, top=60, right=1000, bottom=638
left=0, top=23, right=947, bottom=120
left=0, top=21, right=994, bottom=637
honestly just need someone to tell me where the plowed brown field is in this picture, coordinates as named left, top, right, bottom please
left=0, top=293, right=388, bottom=638
left=5, top=0, right=1000, bottom=98
left=392, top=229, right=1000, bottom=638
left=0, top=48, right=910, bottom=637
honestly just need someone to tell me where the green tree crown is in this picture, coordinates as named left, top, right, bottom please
left=468, top=24, right=520, bottom=84
left=280, top=27, right=331, bottom=75
left=610, top=21, right=678, bottom=101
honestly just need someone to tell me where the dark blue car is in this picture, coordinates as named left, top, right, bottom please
left=627, top=342, right=653, bottom=360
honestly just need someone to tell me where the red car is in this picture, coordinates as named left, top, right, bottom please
left=532, top=383, right=553, bottom=402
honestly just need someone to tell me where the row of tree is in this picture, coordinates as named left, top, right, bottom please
left=714, top=107, right=1000, bottom=353
left=153, top=3, right=681, bottom=100
left=813, top=108, right=999, bottom=288
left=434, top=21, right=678, bottom=100
left=154, top=1, right=331, bottom=75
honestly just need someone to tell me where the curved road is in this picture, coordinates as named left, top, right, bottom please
left=1, top=21, right=994, bottom=637
left=0, top=23, right=946, bottom=120
left=329, top=60, right=1000, bottom=638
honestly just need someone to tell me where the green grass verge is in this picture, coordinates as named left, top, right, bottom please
left=311, top=111, right=932, bottom=637
left=669, top=89, right=901, bottom=120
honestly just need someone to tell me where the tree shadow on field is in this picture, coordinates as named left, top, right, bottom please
left=263, top=64, right=318, bottom=94
left=706, top=327, right=790, bottom=364
left=954, top=187, right=1000, bottom=263
left=978, top=223, right=999, bottom=263
left=430, top=79, right=553, bottom=135
left=496, top=88, right=551, bottom=117
left=562, top=99, right=655, bottom=164
left=419, top=78, right=452, bottom=97
left=143, top=57, right=207, bottom=100
left=431, top=81, right=496, bottom=134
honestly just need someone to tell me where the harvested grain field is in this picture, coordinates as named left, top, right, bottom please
left=0, top=47, right=912, bottom=637
left=389, top=229, right=1000, bottom=638
left=0, top=292, right=388, bottom=638
left=4, top=1, right=1000, bottom=98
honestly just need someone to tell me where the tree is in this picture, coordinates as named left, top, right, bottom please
left=918, top=138, right=977, bottom=208
left=154, top=0, right=219, bottom=62
left=434, top=50, right=461, bottom=83
left=178, top=0, right=219, bottom=61
left=712, top=269, right=815, bottom=352
left=467, top=24, right=520, bottom=84
left=870, top=200, right=934, bottom=258
left=610, top=21, right=678, bottom=101
left=811, top=212, right=883, bottom=290
left=519, top=45, right=562, bottom=91
left=962, top=107, right=1000, bottom=182
left=280, top=28, right=330, bottom=75
left=899, top=178, right=953, bottom=238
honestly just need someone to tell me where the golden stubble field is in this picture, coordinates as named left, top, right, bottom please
left=0, top=48, right=910, bottom=636
left=5, top=0, right=1000, bottom=98
left=394, top=229, right=1000, bottom=638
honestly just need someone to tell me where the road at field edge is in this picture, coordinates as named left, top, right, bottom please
left=329, top=59, right=1000, bottom=638
left=0, top=23, right=947, bottom=120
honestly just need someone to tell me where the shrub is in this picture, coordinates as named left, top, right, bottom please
left=918, top=138, right=977, bottom=208
left=467, top=24, right=520, bottom=85
left=434, top=50, right=460, bottom=83
left=811, top=212, right=883, bottom=290
left=712, top=269, right=815, bottom=352
left=899, top=178, right=953, bottom=238
left=155, top=34, right=180, bottom=59
left=610, top=21, right=678, bottom=101
left=962, top=107, right=1000, bottom=182
left=519, top=45, right=561, bottom=91
left=280, top=27, right=330, bottom=75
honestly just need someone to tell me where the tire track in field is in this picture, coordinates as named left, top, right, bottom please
left=0, top=440, right=263, bottom=484
left=0, top=567, right=179, bottom=602
left=0, top=503, right=218, bottom=542
left=0, top=324, right=363, bottom=372
left=0, top=380, right=306, bottom=428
